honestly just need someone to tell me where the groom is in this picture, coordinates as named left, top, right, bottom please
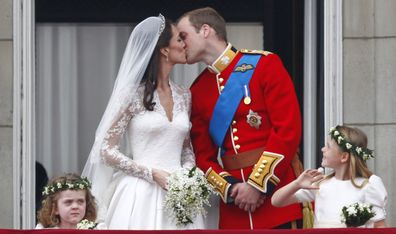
left=177, top=7, right=302, bottom=229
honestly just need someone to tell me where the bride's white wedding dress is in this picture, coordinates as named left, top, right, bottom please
left=99, top=82, right=206, bottom=229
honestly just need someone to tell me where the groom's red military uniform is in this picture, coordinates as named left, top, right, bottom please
left=190, top=44, right=302, bottom=229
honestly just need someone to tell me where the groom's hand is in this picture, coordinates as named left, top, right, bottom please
left=231, top=182, right=263, bottom=213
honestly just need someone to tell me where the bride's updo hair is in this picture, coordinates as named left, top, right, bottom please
left=142, top=18, right=173, bottom=111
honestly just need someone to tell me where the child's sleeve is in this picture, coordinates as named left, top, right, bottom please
left=35, top=223, right=44, bottom=229
left=365, top=175, right=388, bottom=222
left=294, top=188, right=315, bottom=203
left=95, top=222, right=108, bottom=229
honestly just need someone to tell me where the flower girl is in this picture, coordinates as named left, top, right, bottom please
left=36, top=173, right=102, bottom=229
left=271, top=125, right=387, bottom=228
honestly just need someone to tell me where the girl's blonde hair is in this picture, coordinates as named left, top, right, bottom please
left=326, top=125, right=373, bottom=188
left=37, top=173, right=97, bottom=227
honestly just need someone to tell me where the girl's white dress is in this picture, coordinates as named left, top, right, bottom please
left=295, top=175, right=387, bottom=228
left=98, top=82, right=206, bottom=230
left=35, top=223, right=107, bottom=229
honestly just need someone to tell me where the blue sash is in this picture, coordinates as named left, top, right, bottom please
left=209, top=54, right=261, bottom=151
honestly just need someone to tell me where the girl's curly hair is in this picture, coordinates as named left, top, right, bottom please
left=36, top=173, right=97, bottom=227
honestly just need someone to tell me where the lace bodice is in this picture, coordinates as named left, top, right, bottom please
left=100, top=82, right=195, bottom=183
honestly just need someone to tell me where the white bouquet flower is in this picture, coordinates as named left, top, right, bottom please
left=341, top=202, right=375, bottom=227
left=164, top=166, right=215, bottom=227
left=76, top=219, right=97, bottom=229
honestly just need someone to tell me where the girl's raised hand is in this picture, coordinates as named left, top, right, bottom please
left=296, top=169, right=324, bottom=189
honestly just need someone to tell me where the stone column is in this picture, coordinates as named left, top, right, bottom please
left=0, top=0, right=14, bottom=228
left=343, top=0, right=396, bottom=226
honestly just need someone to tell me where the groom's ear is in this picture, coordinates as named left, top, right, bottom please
left=201, top=24, right=211, bottom=38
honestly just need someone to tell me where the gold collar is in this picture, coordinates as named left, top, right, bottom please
left=208, top=43, right=238, bottom=74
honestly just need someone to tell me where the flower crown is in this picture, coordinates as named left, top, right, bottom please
left=329, top=126, right=374, bottom=161
left=42, top=177, right=92, bottom=197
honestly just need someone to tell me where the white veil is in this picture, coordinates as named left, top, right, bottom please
left=82, top=15, right=165, bottom=218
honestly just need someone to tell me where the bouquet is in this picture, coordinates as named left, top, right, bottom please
left=164, top=166, right=214, bottom=227
left=341, top=202, right=375, bottom=227
left=76, top=219, right=97, bottom=229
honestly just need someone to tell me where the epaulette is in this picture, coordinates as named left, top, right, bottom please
left=240, top=49, right=272, bottom=56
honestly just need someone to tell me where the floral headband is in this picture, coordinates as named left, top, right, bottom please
left=42, top=177, right=92, bottom=197
left=329, top=126, right=374, bottom=161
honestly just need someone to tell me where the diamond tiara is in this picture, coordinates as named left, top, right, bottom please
left=159, top=14, right=165, bottom=35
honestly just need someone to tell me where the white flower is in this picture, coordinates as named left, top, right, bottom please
left=77, top=219, right=97, bottom=229
left=337, top=136, right=344, bottom=144
left=164, top=167, right=215, bottom=227
left=341, top=202, right=375, bottom=227
left=334, top=130, right=340, bottom=136
left=43, top=187, right=49, bottom=195
left=346, top=206, right=357, bottom=216
left=346, top=143, right=352, bottom=149
left=57, top=182, right=62, bottom=188
left=356, top=147, right=362, bottom=154
left=361, top=203, right=371, bottom=210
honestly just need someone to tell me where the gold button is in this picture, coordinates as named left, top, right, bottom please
left=232, top=128, right=237, bottom=133
left=211, top=176, right=215, bottom=180
left=232, top=120, right=236, bottom=125
left=218, top=78, right=224, bottom=83
left=254, top=173, right=260, bottom=178
left=233, top=136, right=239, bottom=141
left=220, top=85, right=225, bottom=91
left=258, top=168, right=263, bottom=173
left=262, top=160, right=267, bottom=164
left=259, top=164, right=265, bottom=169
left=219, top=182, right=223, bottom=186
left=235, top=145, right=240, bottom=150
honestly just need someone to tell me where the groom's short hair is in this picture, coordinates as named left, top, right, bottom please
left=179, top=7, right=227, bottom=42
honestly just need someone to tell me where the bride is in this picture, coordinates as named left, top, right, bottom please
left=82, top=14, right=205, bottom=229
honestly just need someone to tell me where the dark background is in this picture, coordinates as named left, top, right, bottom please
left=36, top=0, right=304, bottom=87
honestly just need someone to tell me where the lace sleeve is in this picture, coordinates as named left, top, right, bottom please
left=181, top=133, right=196, bottom=169
left=180, top=88, right=196, bottom=169
left=100, top=101, right=153, bottom=183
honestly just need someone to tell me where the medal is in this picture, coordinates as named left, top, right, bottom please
left=246, top=109, right=262, bottom=129
left=244, top=96, right=251, bottom=105
left=243, top=85, right=251, bottom=105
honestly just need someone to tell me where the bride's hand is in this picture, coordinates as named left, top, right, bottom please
left=152, top=168, right=170, bottom=190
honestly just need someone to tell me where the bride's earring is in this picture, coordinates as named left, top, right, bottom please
left=166, top=56, right=169, bottom=62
